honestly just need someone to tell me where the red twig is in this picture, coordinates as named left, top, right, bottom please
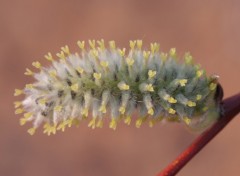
left=157, top=92, right=240, bottom=176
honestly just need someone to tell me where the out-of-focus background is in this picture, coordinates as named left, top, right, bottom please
left=1, top=0, right=240, bottom=176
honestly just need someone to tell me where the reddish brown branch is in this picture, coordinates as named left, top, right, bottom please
left=157, top=92, right=240, bottom=176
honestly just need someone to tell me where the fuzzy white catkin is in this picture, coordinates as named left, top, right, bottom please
left=14, top=40, right=219, bottom=135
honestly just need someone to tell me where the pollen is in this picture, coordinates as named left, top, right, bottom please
left=168, top=97, right=177, bottom=104
left=77, top=41, right=85, bottom=50
left=56, top=51, right=65, bottom=60
left=143, top=51, right=151, bottom=60
left=24, top=68, right=34, bottom=76
left=129, top=40, right=136, bottom=50
left=126, top=57, right=134, bottom=66
left=196, top=94, right=202, bottom=101
left=118, top=48, right=126, bottom=56
left=109, top=119, right=117, bottom=130
left=100, top=61, right=109, bottom=68
left=124, top=116, right=131, bottom=125
left=183, top=117, right=191, bottom=125
left=45, top=52, right=54, bottom=62
left=71, top=83, right=79, bottom=92
left=210, top=83, right=217, bottom=90
left=148, top=108, right=154, bottom=115
left=93, top=72, right=101, bottom=80
left=14, top=101, right=22, bottom=108
left=145, top=84, right=154, bottom=92
left=118, top=82, right=130, bottom=90
left=168, top=108, right=176, bottom=114
left=148, top=70, right=157, bottom=79
left=136, top=118, right=143, bottom=128
left=27, top=127, right=36, bottom=136
left=99, top=105, right=107, bottom=113
left=119, top=106, right=126, bottom=114
left=14, top=40, right=219, bottom=135
left=15, top=108, right=24, bottom=114
left=54, top=105, right=62, bottom=112
left=187, top=101, right=196, bottom=107
left=32, top=61, right=41, bottom=69
left=61, top=45, right=70, bottom=55
left=196, top=70, right=203, bottom=78
left=178, top=79, right=188, bottom=87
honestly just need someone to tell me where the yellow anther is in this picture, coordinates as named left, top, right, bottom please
left=81, top=108, right=88, bottom=117
left=24, top=112, right=33, bottom=119
left=27, top=127, right=36, bottom=135
left=77, top=40, right=85, bottom=50
left=187, top=101, right=196, bottom=107
left=109, top=40, right=116, bottom=49
left=148, top=70, right=157, bottom=79
left=160, top=52, right=168, bottom=61
left=57, top=121, right=68, bottom=132
left=126, top=57, right=134, bottom=66
left=89, top=40, right=96, bottom=49
left=61, top=45, right=70, bottom=55
left=39, top=98, right=46, bottom=105
left=148, top=108, right=154, bottom=116
left=149, top=119, right=156, bottom=128
left=143, top=51, right=151, bottom=60
left=96, top=119, right=103, bottom=128
left=136, top=40, right=143, bottom=49
left=169, top=48, right=176, bottom=58
left=14, top=89, right=23, bottom=96
left=168, top=108, right=176, bottom=114
left=136, top=118, right=143, bottom=128
left=150, top=43, right=160, bottom=53
left=209, top=83, right=217, bottom=91
left=72, top=118, right=80, bottom=127
left=179, top=79, right=188, bottom=87
left=119, top=106, right=126, bottom=114
left=118, top=48, right=126, bottom=57
left=97, top=39, right=105, bottom=50
left=168, top=97, right=177, bottom=104
left=20, top=118, right=27, bottom=126
left=43, top=123, right=57, bottom=136
left=184, top=52, right=193, bottom=64
left=14, top=101, right=22, bottom=108
left=54, top=105, right=62, bottom=112
left=109, top=119, right=117, bottom=130
left=25, top=84, right=34, bottom=89
left=93, top=72, right=101, bottom=80
left=118, top=82, right=130, bottom=91
left=76, top=67, right=84, bottom=74
left=49, top=70, right=57, bottom=78
left=124, top=116, right=131, bottom=125
left=196, top=70, right=203, bottom=78
left=183, top=117, right=191, bottom=125
left=203, top=106, right=208, bottom=112
left=196, top=94, right=202, bottom=101
left=56, top=51, right=65, bottom=60
left=129, top=40, right=136, bottom=50
left=24, top=68, right=34, bottom=76
left=71, top=83, right=79, bottom=92
left=65, top=118, right=74, bottom=127
left=91, top=49, right=98, bottom=57
left=88, top=118, right=96, bottom=129
left=45, top=52, right=54, bottom=62
left=100, top=61, right=109, bottom=68
left=32, top=61, right=41, bottom=69
left=99, top=105, right=106, bottom=113
left=15, top=108, right=24, bottom=114
left=145, top=84, right=154, bottom=92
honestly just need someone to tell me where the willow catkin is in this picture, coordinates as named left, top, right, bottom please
left=14, top=40, right=219, bottom=135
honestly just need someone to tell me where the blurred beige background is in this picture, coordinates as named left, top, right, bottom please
left=1, top=0, right=240, bottom=176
